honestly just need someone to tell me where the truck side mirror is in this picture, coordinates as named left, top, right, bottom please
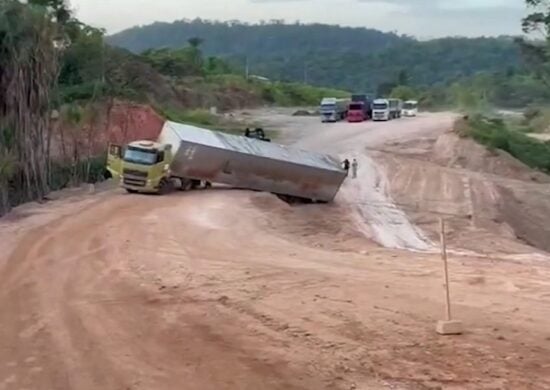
left=109, top=144, right=122, bottom=158
left=157, top=151, right=165, bottom=163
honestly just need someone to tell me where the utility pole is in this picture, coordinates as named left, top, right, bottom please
left=245, top=56, right=249, bottom=80
left=303, top=62, right=308, bottom=84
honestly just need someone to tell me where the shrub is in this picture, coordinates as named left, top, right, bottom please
left=161, top=108, right=217, bottom=126
left=462, top=115, right=550, bottom=173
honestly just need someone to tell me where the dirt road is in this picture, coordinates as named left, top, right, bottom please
left=1, top=111, right=550, bottom=389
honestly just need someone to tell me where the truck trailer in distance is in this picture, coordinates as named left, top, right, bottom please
left=320, top=97, right=349, bottom=122
left=388, top=98, right=403, bottom=119
left=107, top=121, right=347, bottom=202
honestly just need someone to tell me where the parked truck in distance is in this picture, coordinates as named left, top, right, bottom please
left=388, top=98, right=403, bottom=119
left=347, top=101, right=367, bottom=122
left=351, top=93, right=373, bottom=119
left=107, top=121, right=347, bottom=202
left=402, top=100, right=418, bottom=117
left=372, top=98, right=402, bottom=121
left=372, top=99, right=390, bottom=121
left=320, top=97, right=349, bottom=122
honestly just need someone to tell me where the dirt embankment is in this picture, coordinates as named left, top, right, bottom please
left=1, top=189, right=550, bottom=390
left=51, top=100, right=165, bottom=161
left=377, top=128, right=550, bottom=254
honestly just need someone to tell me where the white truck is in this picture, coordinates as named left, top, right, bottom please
left=372, top=98, right=402, bottom=121
left=320, top=97, right=348, bottom=122
left=402, top=100, right=418, bottom=117
left=372, top=99, right=390, bottom=121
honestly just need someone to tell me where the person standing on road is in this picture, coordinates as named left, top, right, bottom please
left=351, top=158, right=358, bottom=179
left=342, top=159, right=350, bottom=176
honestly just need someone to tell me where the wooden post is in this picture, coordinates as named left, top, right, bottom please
left=436, top=218, right=462, bottom=335
left=439, top=218, right=452, bottom=321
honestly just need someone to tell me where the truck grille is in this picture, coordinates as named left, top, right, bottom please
left=123, top=177, right=146, bottom=187
left=123, top=168, right=148, bottom=178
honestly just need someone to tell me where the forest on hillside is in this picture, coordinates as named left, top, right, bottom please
left=108, top=20, right=521, bottom=92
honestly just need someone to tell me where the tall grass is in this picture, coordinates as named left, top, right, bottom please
left=458, top=115, right=550, bottom=173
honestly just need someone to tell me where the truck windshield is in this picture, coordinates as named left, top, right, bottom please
left=404, top=103, right=417, bottom=109
left=124, top=147, right=158, bottom=165
left=373, top=103, right=388, bottom=110
left=349, top=103, right=363, bottom=110
left=321, top=104, right=336, bottom=110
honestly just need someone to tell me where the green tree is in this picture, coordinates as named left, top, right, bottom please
left=0, top=127, right=16, bottom=214
left=58, top=24, right=106, bottom=102
left=377, top=81, right=397, bottom=97
left=519, top=0, right=550, bottom=86
left=390, top=85, right=416, bottom=100
left=0, top=0, right=65, bottom=202
left=141, top=45, right=205, bottom=77
left=397, top=69, right=410, bottom=86
left=187, top=37, right=203, bottom=49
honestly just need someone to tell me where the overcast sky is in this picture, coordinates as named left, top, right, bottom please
left=71, top=0, right=527, bottom=38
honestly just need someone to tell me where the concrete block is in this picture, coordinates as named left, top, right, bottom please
left=436, top=320, right=463, bottom=335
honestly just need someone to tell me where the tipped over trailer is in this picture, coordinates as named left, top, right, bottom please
left=107, top=121, right=347, bottom=202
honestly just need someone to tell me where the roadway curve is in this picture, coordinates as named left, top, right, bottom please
left=1, top=112, right=549, bottom=390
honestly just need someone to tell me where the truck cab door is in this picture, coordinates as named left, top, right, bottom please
left=107, top=144, right=123, bottom=179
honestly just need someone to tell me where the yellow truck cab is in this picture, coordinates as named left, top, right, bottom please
left=107, top=140, right=175, bottom=194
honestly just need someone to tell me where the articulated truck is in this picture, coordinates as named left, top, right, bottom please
left=372, top=98, right=403, bottom=121
left=107, top=121, right=347, bottom=202
left=320, top=97, right=349, bottom=122
left=350, top=94, right=373, bottom=120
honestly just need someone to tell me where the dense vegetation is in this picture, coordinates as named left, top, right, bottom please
left=457, top=115, right=550, bottom=173
left=450, top=0, right=550, bottom=174
left=108, top=20, right=520, bottom=93
left=0, top=0, right=69, bottom=212
left=386, top=69, right=550, bottom=111
left=108, top=20, right=408, bottom=58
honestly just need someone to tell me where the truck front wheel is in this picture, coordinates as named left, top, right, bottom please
left=158, top=179, right=173, bottom=195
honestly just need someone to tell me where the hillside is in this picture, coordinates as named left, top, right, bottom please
left=107, top=20, right=409, bottom=57
left=108, top=20, right=521, bottom=91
